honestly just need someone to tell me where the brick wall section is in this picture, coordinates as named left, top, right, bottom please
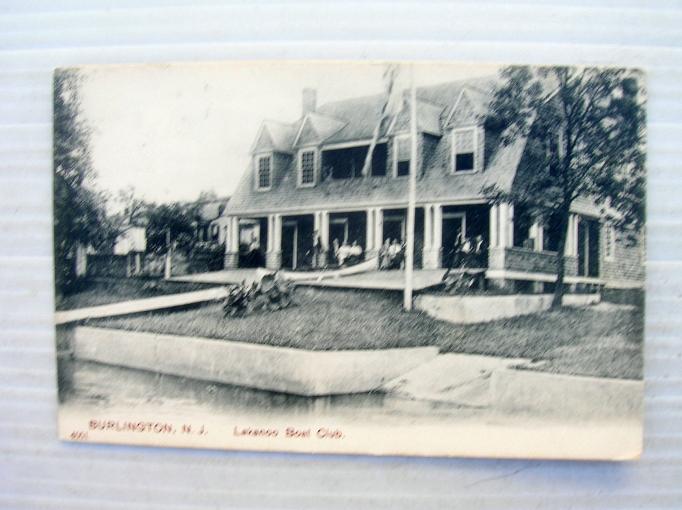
left=501, top=247, right=578, bottom=276
left=600, top=228, right=645, bottom=284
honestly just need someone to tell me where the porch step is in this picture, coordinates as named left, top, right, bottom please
left=383, top=353, right=530, bottom=408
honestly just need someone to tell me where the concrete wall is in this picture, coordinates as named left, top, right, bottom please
left=491, top=367, right=644, bottom=421
left=73, top=326, right=438, bottom=396
left=415, top=293, right=600, bottom=324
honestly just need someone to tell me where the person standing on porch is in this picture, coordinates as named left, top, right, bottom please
left=473, top=235, right=486, bottom=268
left=332, top=238, right=340, bottom=266
left=443, top=232, right=463, bottom=279
left=312, top=230, right=323, bottom=269
left=379, top=238, right=391, bottom=270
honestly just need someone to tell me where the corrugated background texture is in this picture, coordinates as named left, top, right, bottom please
left=1, top=1, right=680, bottom=508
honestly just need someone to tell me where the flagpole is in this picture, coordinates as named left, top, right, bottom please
left=403, top=64, right=417, bottom=311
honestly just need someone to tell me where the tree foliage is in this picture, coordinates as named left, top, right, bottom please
left=53, top=69, right=113, bottom=292
left=145, top=202, right=199, bottom=254
left=484, top=65, right=646, bottom=307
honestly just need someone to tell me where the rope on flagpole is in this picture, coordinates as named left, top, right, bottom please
left=403, top=63, right=417, bottom=311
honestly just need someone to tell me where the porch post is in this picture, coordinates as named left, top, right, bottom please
left=533, top=220, right=544, bottom=252
left=266, top=215, right=273, bottom=252
left=488, top=203, right=509, bottom=277
left=266, top=214, right=282, bottom=269
left=313, top=211, right=321, bottom=237
left=489, top=204, right=499, bottom=248
left=507, top=204, right=515, bottom=247
left=422, top=204, right=439, bottom=269
left=374, top=208, right=383, bottom=249
left=565, top=214, right=578, bottom=257
left=224, top=216, right=240, bottom=269
left=432, top=204, right=443, bottom=267
left=498, top=203, right=513, bottom=248
left=320, top=210, right=329, bottom=267
left=424, top=205, right=432, bottom=250
left=364, top=208, right=376, bottom=261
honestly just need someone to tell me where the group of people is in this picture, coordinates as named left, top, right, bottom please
left=379, top=238, right=405, bottom=270
left=444, top=233, right=486, bottom=275
left=310, top=231, right=365, bottom=268
left=333, top=238, right=363, bottom=266
left=310, top=230, right=487, bottom=272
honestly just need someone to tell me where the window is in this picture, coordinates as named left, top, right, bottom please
left=604, top=224, right=615, bottom=260
left=394, top=136, right=410, bottom=177
left=513, top=205, right=534, bottom=249
left=453, top=128, right=476, bottom=173
left=256, top=155, right=271, bottom=190
left=299, top=149, right=316, bottom=186
left=321, top=143, right=387, bottom=179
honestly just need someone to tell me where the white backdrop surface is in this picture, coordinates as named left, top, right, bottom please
left=1, top=1, right=681, bottom=508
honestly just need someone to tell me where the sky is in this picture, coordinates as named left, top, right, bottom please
left=76, top=61, right=502, bottom=208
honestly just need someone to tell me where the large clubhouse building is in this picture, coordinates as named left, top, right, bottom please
left=224, top=77, right=644, bottom=291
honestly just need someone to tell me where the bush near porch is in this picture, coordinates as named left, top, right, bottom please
left=90, top=287, right=643, bottom=380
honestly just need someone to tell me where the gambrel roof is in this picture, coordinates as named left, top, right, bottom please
left=229, top=75, right=529, bottom=215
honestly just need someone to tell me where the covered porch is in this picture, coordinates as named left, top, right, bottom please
left=223, top=203, right=603, bottom=290
left=224, top=203, right=492, bottom=272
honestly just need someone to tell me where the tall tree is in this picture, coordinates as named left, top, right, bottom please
left=484, top=66, right=646, bottom=308
left=145, top=202, right=198, bottom=255
left=53, top=69, right=111, bottom=292
left=116, top=185, right=148, bottom=226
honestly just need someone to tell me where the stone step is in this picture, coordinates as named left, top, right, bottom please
left=383, top=353, right=530, bottom=408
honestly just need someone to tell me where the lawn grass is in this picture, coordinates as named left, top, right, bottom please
left=91, top=287, right=643, bottom=380
left=56, top=277, right=217, bottom=311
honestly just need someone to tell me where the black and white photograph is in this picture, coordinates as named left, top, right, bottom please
left=53, top=61, right=646, bottom=460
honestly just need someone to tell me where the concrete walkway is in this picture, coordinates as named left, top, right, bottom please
left=299, top=269, right=447, bottom=291
left=170, top=269, right=263, bottom=285
left=174, top=268, right=447, bottom=291
left=383, top=354, right=530, bottom=407
left=55, top=287, right=228, bottom=325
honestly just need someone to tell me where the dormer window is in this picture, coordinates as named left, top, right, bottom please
left=452, top=127, right=477, bottom=173
left=256, top=154, right=272, bottom=190
left=394, top=136, right=410, bottom=177
left=298, top=149, right=317, bottom=187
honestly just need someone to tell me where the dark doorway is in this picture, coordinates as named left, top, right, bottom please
left=441, top=212, right=465, bottom=269
left=328, top=211, right=368, bottom=266
left=380, top=208, right=423, bottom=269
left=281, top=215, right=314, bottom=270
left=238, top=218, right=267, bottom=268
left=578, top=217, right=600, bottom=277
left=440, top=205, right=489, bottom=269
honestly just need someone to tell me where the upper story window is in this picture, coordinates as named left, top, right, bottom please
left=452, top=127, right=477, bottom=173
left=256, top=154, right=272, bottom=190
left=394, top=136, right=410, bottom=177
left=298, top=149, right=316, bottom=187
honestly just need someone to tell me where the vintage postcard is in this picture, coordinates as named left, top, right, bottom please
left=53, top=61, right=645, bottom=460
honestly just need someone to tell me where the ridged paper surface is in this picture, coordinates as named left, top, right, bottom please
left=1, top=1, right=681, bottom=508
